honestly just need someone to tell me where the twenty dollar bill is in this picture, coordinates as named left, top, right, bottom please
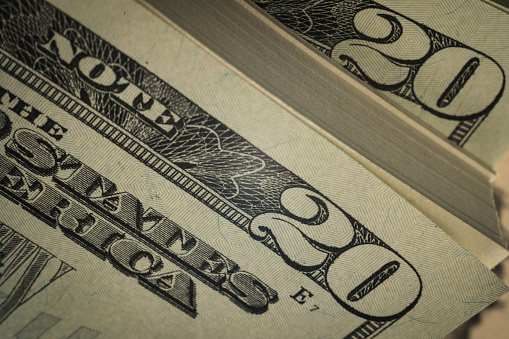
left=253, top=0, right=509, bottom=165
left=0, top=0, right=506, bottom=338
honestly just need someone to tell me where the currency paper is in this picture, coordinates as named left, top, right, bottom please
left=0, top=0, right=506, bottom=338
left=253, top=0, right=509, bottom=166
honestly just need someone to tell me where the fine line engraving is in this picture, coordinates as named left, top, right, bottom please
left=252, top=0, right=506, bottom=146
left=0, top=221, right=74, bottom=325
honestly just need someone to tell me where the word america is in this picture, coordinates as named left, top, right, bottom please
left=0, top=109, right=277, bottom=317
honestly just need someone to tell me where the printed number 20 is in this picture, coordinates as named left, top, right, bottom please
left=331, top=8, right=505, bottom=120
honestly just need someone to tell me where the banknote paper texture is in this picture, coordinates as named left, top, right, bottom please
left=0, top=0, right=507, bottom=338
left=252, top=0, right=509, bottom=166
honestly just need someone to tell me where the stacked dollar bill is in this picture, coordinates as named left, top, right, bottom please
left=0, top=0, right=508, bottom=338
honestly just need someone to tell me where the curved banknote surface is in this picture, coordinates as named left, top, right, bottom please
left=253, top=0, right=509, bottom=166
left=0, top=0, right=506, bottom=338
